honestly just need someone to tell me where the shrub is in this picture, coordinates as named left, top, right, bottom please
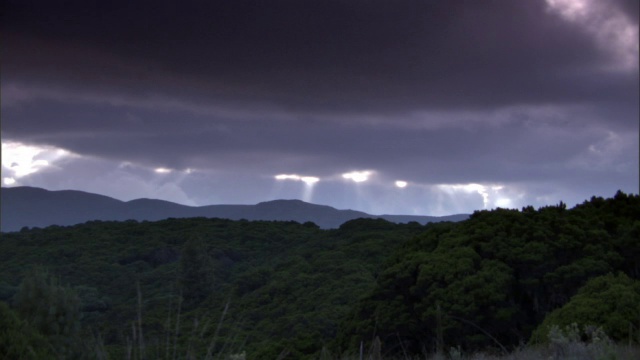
left=12, top=268, right=83, bottom=358
left=531, top=273, right=640, bottom=344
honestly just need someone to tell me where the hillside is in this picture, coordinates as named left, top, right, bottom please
left=0, top=191, right=638, bottom=359
left=0, top=216, right=428, bottom=358
left=0, top=186, right=468, bottom=232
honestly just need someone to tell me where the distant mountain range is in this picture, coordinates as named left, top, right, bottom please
left=0, top=186, right=469, bottom=232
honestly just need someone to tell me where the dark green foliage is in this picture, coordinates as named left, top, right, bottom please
left=0, top=192, right=638, bottom=358
left=0, top=281, right=17, bottom=302
left=0, top=301, right=54, bottom=360
left=12, top=269, right=83, bottom=358
left=531, top=273, right=640, bottom=343
left=335, top=192, right=640, bottom=356
left=180, top=236, right=215, bottom=307
left=0, top=217, right=425, bottom=358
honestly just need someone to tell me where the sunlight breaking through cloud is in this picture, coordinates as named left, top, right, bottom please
left=274, top=173, right=320, bottom=202
left=495, top=197, right=513, bottom=208
left=545, top=0, right=639, bottom=70
left=395, top=180, right=408, bottom=188
left=342, top=171, right=372, bottom=183
left=274, top=173, right=320, bottom=185
left=275, top=174, right=301, bottom=181
left=300, top=176, right=320, bottom=185
left=1, top=141, right=77, bottom=183
left=437, top=183, right=516, bottom=210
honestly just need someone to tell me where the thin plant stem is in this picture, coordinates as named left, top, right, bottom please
left=137, top=281, right=145, bottom=360
left=172, top=293, right=183, bottom=360
left=205, top=300, right=230, bottom=360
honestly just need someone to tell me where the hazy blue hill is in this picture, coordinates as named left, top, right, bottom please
left=0, top=186, right=128, bottom=230
left=250, top=199, right=371, bottom=227
left=1, top=186, right=468, bottom=232
left=380, top=213, right=469, bottom=224
left=122, top=198, right=201, bottom=220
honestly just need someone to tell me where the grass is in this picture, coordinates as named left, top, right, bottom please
left=102, top=290, right=640, bottom=360
left=324, top=344, right=640, bottom=360
left=12, top=272, right=636, bottom=359
left=337, top=323, right=640, bottom=360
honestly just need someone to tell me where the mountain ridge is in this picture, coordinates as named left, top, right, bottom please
left=1, top=186, right=469, bottom=232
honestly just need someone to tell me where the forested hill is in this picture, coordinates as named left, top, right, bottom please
left=337, top=191, right=640, bottom=355
left=0, top=186, right=468, bottom=231
left=0, top=191, right=638, bottom=359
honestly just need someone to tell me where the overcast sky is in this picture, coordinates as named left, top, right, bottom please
left=2, top=0, right=638, bottom=215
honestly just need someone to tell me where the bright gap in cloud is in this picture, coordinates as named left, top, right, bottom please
left=495, top=198, right=513, bottom=208
left=395, top=180, right=408, bottom=188
left=300, top=176, right=320, bottom=185
left=437, top=183, right=518, bottom=210
left=1, top=141, right=77, bottom=184
left=342, top=171, right=372, bottom=183
left=546, top=0, right=588, bottom=20
left=274, top=173, right=320, bottom=202
left=274, top=174, right=320, bottom=185
left=545, top=0, right=639, bottom=70
left=1, top=139, right=199, bottom=205
left=275, top=174, right=301, bottom=181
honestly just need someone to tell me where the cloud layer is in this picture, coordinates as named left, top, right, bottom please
left=2, top=0, right=638, bottom=215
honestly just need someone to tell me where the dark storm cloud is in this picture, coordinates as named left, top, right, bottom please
left=616, top=0, right=640, bottom=22
left=4, top=0, right=636, bottom=115
left=2, top=0, right=638, bottom=213
left=3, top=98, right=628, bottom=187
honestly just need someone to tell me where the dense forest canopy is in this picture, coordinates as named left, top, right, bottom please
left=336, top=191, right=640, bottom=355
left=1, top=191, right=638, bottom=358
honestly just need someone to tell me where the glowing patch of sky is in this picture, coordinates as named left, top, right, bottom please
left=273, top=173, right=320, bottom=202
left=545, top=0, right=639, bottom=70
left=395, top=180, right=408, bottom=188
left=495, top=198, right=513, bottom=208
left=569, top=130, right=637, bottom=172
left=437, top=183, right=518, bottom=210
left=342, top=171, right=372, bottom=183
left=300, top=176, right=320, bottom=185
left=2, top=139, right=601, bottom=217
left=1, top=141, right=76, bottom=184
left=275, top=174, right=300, bottom=181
